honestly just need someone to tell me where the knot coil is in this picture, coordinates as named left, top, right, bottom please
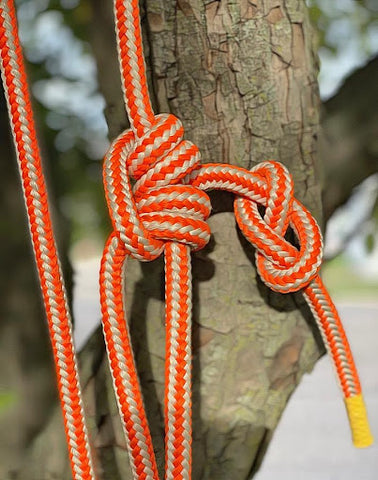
left=234, top=161, right=323, bottom=293
left=104, top=113, right=211, bottom=261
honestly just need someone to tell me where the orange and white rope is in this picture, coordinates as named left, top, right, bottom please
left=0, top=0, right=373, bottom=479
left=0, top=2, right=95, bottom=479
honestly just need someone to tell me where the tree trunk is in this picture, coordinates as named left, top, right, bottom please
left=15, top=1, right=324, bottom=479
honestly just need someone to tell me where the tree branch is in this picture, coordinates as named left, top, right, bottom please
left=320, top=55, right=378, bottom=222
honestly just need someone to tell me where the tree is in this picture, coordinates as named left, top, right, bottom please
left=1, top=0, right=376, bottom=479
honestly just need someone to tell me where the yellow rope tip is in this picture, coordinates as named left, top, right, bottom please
left=345, top=394, right=374, bottom=448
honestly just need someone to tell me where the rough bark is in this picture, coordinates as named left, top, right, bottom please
left=15, top=1, right=325, bottom=479
left=320, top=55, right=378, bottom=222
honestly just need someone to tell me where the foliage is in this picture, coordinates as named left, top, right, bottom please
left=308, top=0, right=378, bottom=55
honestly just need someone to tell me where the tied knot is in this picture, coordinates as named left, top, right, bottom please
left=234, top=161, right=323, bottom=293
left=103, top=113, right=211, bottom=260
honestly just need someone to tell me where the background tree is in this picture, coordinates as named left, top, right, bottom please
left=0, top=0, right=377, bottom=479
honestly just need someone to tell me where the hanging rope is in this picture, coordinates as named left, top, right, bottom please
left=0, top=2, right=95, bottom=480
left=0, top=0, right=373, bottom=479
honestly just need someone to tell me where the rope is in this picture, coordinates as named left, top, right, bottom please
left=101, top=2, right=373, bottom=478
left=0, top=0, right=373, bottom=479
left=0, top=2, right=95, bottom=479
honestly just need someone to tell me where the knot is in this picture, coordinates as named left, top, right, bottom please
left=103, top=113, right=211, bottom=261
left=234, top=161, right=323, bottom=293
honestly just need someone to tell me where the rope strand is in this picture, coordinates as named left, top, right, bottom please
left=103, top=0, right=374, bottom=470
left=100, top=233, right=159, bottom=480
left=0, top=2, right=95, bottom=479
left=114, top=0, right=154, bottom=135
left=164, top=242, right=192, bottom=480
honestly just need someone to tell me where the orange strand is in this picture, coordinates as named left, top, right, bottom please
left=164, top=243, right=193, bottom=480
left=100, top=233, right=159, bottom=480
left=0, top=1, right=95, bottom=478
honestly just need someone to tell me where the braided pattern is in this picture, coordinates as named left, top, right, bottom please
left=101, top=104, right=212, bottom=479
left=164, top=243, right=192, bottom=480
left=0, top=2, right=95, bottom=479
left=100, top=233, right=159, bottom=480
left=1, top=0, right=373, bottom=479
left=114, top=0, right=154, bottom=136
left=234, top=161, right=323, bottom=293
left=190, top=163, right=362, bottom=399
left=103, top=113, right=211, bottom=261
left=304, top=276, right=361, bottom=397
left=190, top=162, right=322, bottom=293
left=103, top=0, right=372, bottom=475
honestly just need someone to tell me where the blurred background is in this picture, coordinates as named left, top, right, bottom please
left=1, top=0, right=377, bottom=478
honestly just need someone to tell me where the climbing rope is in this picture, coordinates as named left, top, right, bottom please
left=0, top=2, right=95, bottom=479
left=0, top=0, right=373, bottom=479
left=100, top=1, right=373, bottom=478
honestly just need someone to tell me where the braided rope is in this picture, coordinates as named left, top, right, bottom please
left=164, top=243, right=193, bottom=480
left=0, top=2, right=95, bottom=479
left=191, top=165, right=361, bottom=397
left=0, top=0, right=373, bottom=479
left=105, top=3, right=373, bottom=475
left=100, top=233, right=158, bottom=480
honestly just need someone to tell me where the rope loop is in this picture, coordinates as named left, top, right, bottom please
left=104, top=113, right=211, bottom=261
left=233, top=161, right=323, bottom=293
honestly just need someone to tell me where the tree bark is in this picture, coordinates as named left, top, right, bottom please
left=16, top=1, right=325, bottom=479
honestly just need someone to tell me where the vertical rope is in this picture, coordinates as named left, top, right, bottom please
left=0, top=2, right=95, bottom=479
left=100, top=233, right=159, bottom=480
left=114, top=0, right=154, bottom=136
left=165, top=243, right=192, bottom=480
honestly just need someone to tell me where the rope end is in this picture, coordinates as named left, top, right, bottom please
left=345, top=394, right=374, bottom=448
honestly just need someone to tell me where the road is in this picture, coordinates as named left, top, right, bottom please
left=255, top=303, right=378, bottom=480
